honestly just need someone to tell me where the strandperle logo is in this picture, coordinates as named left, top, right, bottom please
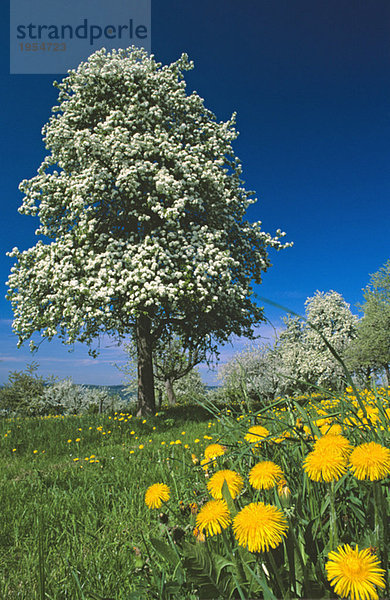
left=10, top=0, right=150, bottom=74
left=16, top=18, right=148, bottom=46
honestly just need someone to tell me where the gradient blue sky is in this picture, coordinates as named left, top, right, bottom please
left=1, top=1, right=389, bottom=385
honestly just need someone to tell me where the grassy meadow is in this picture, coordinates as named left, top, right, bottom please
left=1, top=387, right=389, bottom=599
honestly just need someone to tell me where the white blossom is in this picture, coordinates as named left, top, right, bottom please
left=7, top=46, right=291, bottom=357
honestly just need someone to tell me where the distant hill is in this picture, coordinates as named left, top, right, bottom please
left=83, top=384, right=128, bottom=400
left=83, top=383, right=220, bottom=400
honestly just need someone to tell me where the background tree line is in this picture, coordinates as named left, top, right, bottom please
left=1, top=259, right=388, bottom=416
left=218, top=260, right=390, bottom=403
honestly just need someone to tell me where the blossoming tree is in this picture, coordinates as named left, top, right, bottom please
left=278, top=290, right=358, bottom=392
left=7, top=47, right=289, bottom=415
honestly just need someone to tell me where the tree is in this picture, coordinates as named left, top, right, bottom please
left=346, top=260, right=390, bottom=385
left=276, top=316, right=307, bottom=395
left=6, top=47, right=289, bottom=415
left=170, top=367, right=206, bottom=406
left=0, top=362, right=52, bottom=415
left=153, top=335, right=209, bottom=405
left=277, top=291, right=358, bottom=393
left=217, top=343, right=281, bottom=404
left=119, top=334, right=208, bottom=406
left=365, top=259, right=390, bottom=303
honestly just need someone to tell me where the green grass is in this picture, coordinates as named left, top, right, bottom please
left=1, top=391, right=389, bottom=599
left=0, top=406, right=221, bottom=599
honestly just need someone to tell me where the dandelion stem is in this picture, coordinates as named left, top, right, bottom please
left=221, top=529, right=247, bottom=597
left=329, top=480, right=338, bottom=550
left=373, top=480, right=387, bottom=578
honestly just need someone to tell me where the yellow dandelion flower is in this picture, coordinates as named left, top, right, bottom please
left=303, top=448, right=347, bottom=482
left=196, top=499, right=231, bottom=537
left=349, top=442, right=390, bottom=481
left=145, top=483, right=170, bottom=509
left=245, top=425, right=270, bottom=445
left=233, top=502, right=288, bottom=553
left=326, top=544, right=386, bottom=600
left=314, top=434, right=353, bottom=458
left=204, top=443, right=225, bottom=461
left=249, top=461, right=284, bottom=490
left=207, top=469, right=244, bottom=500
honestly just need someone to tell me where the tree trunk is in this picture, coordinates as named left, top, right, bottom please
left=165, top=378, right=176, bottom=406
left=384, top=363, right=390, bottom=387
left=136, top=313, right=156, bottom=416
left=365, top=367, right=372, bottom=388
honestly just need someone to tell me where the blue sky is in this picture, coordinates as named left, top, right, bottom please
left=1, top=1, right=389, bottom=385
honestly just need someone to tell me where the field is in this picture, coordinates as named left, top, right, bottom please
left=1, top=388, right=389, bottom=600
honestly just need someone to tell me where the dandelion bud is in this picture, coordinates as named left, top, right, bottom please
left=278, top=481, right=291, bottom=500
left=193, top=527, right=206, bottom=543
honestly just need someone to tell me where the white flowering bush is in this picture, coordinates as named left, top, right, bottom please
left=7, top=47, right=290, bottom=415
left=38, top=379, right=113, bottom=415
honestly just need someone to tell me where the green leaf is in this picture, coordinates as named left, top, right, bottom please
left=213, top=554, right=235, bottom=584
left=303, top=519, right=321, bottom=563
left=243, top=562, right=279, bottom=600
left=149, top=537, right=180, bottom=568
left=221, top=480, right=238, bottom=518
left=182, top=541, right=236, bottom=599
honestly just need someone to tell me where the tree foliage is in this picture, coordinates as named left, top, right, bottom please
left=218, top=291, right=358, bottom=403
left=0, top=363, right=51, bottom=415
left=7, top=47, right=289, bottom=414
left=346, top=260, right=390, bottom=385
left=277, top=291, right=358, bottom=393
